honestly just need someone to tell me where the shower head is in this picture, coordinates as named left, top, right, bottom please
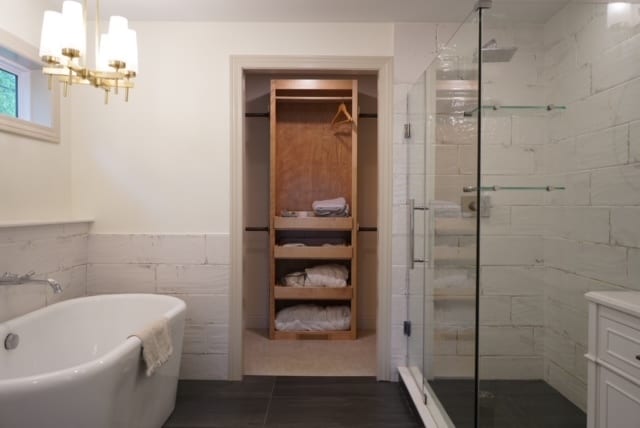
left=476, top=38, right=518, bottom=63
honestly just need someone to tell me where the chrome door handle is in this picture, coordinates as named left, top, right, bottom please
left=409, top=199, right=429, bottom=270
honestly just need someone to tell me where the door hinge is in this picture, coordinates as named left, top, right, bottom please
left=404, top=123, right=411, bottom=139
left=403, top=320, right=412, bottom=337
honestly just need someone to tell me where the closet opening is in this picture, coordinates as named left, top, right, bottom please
left=242, top=71, right=379, bottom=376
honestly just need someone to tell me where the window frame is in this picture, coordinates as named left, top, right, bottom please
left=0, top=28, right=59, bottom=144
left=0, top=57, right=31, bottom=121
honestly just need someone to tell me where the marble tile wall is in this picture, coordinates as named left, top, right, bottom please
left=0, top=222, right=90, bottom=322
left=88, top=234, right=231, bottom=380
left=541, top=2, right=640, bottom=411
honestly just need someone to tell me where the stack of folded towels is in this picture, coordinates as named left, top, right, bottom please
left=282, top=264, right=349, bottom=288
left=312, top=197, right=349, bottom=217
left=275, top=304, right=351, bottom=331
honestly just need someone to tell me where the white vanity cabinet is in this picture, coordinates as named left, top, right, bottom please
left=586, top=292, right=640, bottom=428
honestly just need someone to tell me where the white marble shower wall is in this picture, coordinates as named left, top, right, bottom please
left=87, top=234, right=231, bottom=379
left=476, top=21, right=549, bottom=380
left=0, top=222, right=90, bottom=322
left=540, top=2, right=640, bottom=411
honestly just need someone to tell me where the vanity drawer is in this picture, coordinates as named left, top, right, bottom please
left=598, top=307, right=640, bottom=383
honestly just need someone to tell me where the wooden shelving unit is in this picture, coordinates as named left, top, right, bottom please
left=273, top=245, right=352, bottom=260
left=274, top=216, right=353, bottom=231
left=269, top=79, right=358, bottom=340
left=273, top=286, right=353, bottom=300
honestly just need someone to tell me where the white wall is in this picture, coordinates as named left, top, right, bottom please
left=0, top=0, right=72, bottom=223
left=0, top=0, right=47, bottom=46
left=70, top=22, right=393, bottom=234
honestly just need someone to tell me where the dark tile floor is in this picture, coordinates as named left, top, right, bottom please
left=429, top=379, right=586, bottom=428
left=163, top=376, right=423, bottom=428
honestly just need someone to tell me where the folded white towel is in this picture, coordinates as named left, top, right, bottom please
left=275, top=304, right=351, bottom=331
left=130, top=318, right=173, bottom=377
left=431, top=200, right=461, bottom=218
left=305, top=264, right=349, bottom=288
left=312, top=197, right=346, bottom=211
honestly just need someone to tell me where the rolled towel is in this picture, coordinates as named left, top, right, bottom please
left=282, top=271, right=306, bottom=287
left=129, top=317, right=173, bottom=377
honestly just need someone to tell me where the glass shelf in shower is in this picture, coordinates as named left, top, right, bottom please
left=463, top=104, right=567, bottom=117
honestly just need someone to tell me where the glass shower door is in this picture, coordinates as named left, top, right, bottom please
left=422, top=10, right=481, bottom=428
left=406, top=71, right=428, bottom=404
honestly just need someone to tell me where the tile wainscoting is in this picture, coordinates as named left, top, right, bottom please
left=88, top=234, right=231, bottom=380
left=0, top=226, right=230, bottom=380
left=0, top=221, right=90, bottom=322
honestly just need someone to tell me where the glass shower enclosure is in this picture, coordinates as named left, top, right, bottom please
left=402, top=0, right=639, bottom=426
left=405, top=7, right=480, bottom=426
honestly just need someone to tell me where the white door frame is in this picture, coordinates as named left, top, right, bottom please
left=229, top=55, right=394, bottom=381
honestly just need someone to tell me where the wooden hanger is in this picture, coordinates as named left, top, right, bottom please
left=331, top=102, right=354, bottom=126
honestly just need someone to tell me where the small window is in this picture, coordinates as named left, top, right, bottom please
left=0, top=67, right=18, bottom=118
left=0, top=27, right=59, bottom=143
left=0, top=57, right=31, bottom=121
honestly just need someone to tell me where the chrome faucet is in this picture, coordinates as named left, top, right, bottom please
left=0, top=271, right=63, bottom=294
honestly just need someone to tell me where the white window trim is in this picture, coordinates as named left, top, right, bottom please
left=0, top=28, right=59, bottom=144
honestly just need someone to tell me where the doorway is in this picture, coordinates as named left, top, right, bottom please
left=229, top=56, right=394, bottom=380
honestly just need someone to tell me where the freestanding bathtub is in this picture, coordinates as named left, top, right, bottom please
left=0, top=294, right=186, bottom=428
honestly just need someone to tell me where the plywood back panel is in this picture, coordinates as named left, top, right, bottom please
left=275, top=102, right=353, bottom=212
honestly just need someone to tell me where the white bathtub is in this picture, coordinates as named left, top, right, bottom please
left=0, top=294, right=186, bottom=428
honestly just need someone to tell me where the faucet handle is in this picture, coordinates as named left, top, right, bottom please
left=2, top=272, right=19, bottom=281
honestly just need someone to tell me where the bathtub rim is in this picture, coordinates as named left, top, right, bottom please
left=0, top=293, right=186, bottom=388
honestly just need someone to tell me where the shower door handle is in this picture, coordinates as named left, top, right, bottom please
left=409, top=199, right=429, bottom=269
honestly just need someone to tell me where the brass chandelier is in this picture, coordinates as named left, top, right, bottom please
left=39, top=0, right=138, bottom=103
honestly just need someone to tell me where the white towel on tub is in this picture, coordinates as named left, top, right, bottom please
left=130, top=317, right=173, bottom=377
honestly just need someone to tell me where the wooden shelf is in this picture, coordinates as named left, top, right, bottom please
left=272, top=79, right=354, bottom=91
left=274, top=245, right=352, bottom=260
left=275, top=96, right=352, bottom=102
left=274, top=286, right=353, bottom=300
left=272, top=330, right=355, bottom=340
left=274, top=216, right=353, bottom=231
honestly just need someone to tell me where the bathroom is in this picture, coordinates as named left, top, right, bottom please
left=1, top=0, right=640, bottom=427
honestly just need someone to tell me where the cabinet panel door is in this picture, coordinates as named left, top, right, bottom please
left=597, top=368, right=640, bottom=428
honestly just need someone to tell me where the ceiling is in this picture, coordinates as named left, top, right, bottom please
left=43, top=0, right=582, bottom=23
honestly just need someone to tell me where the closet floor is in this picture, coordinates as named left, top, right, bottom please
left=162, top=376, right=422, bottom=428
left=243, top=328, right=376, bottom=376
